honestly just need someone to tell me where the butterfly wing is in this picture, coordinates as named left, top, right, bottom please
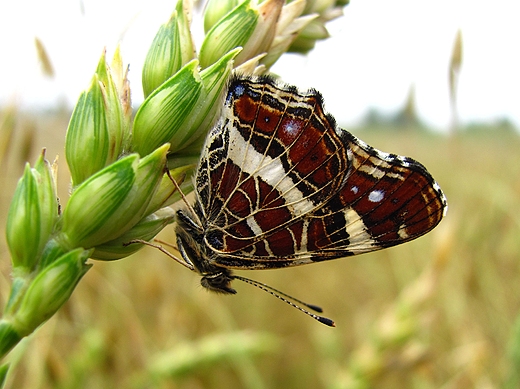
left=299, top=131, right=447, bottom=261
left=195, top=76, right=446, bottom=269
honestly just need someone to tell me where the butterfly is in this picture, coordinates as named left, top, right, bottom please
left=170, top=75, right=447, bottom=326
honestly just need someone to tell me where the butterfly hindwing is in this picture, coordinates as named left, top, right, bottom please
left=302, top=131, right=446, bottom=259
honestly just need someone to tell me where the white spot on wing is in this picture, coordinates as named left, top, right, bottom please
left=283, top=119, right=301, bottom=137
left=368, top=189, right=385, bottom=203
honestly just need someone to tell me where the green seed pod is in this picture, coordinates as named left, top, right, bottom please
left=6, top=151, right=58, bottom=271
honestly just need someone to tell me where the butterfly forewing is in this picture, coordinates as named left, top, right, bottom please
left=190, top=76, right=447, bottom=270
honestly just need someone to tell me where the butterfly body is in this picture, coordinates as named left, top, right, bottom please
left=175, top=75, right=447, bottom=296
left=176, top=208, right=236, bottom=294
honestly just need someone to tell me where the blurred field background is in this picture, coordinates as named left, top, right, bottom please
left=1, top=1, right=520, bottom=387
left=1, top=102, right=519, bottom=388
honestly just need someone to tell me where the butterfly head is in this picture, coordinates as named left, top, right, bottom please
left=200, top=270, right=236, bottom=294
left=175, top=209, right=237, bottom=294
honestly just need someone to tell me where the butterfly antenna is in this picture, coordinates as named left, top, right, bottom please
left=233, top=275, right=335, bottom=327
left=125, top=239, right=194, bottom=271
left=165, top=168, right=203, bottom=227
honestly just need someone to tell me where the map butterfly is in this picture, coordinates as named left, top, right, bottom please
left=171, top=75, right=447, bottom=326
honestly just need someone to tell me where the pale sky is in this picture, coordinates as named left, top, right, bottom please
left=0, top=0, right=518, bottom=131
